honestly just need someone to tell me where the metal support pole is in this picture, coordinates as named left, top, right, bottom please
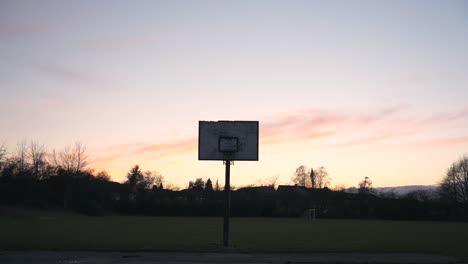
left=223, top=159, right=231, bottom=247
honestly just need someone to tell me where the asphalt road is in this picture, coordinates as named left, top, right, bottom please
left=0, top=251, right=458, bottom=264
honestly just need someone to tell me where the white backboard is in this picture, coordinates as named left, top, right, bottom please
left=198, top=121, right=259, bottom=161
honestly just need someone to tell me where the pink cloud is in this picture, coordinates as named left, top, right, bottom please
left=89, top=106, right=468, bottom=167
left=410, top=136, right=468, bottom=148
left=97, top=142, right=146, bottom=153
left=134, top=138, right=197, bottom=154
left=90, top=152, right=127, bottom=165
left=327, top=133, right=406, bottom=148
left=89, top=138, right=198, bottom=166
left=419, top=108, right=468, bottom=125
left=259, top=105, right=406, bottom=146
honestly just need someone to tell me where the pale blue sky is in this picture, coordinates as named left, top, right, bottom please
left=1, top=1, right=467, bottom=187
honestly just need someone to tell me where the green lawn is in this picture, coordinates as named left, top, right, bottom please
left=1, top=211, right=467, bottom=260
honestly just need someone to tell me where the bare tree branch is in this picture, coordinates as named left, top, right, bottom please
left=441, top=155, right=468, bottom=204
left=0, top=143, right=7, bottom=169
left=53, top=142, right=88, bottom=173
left=27, top=141, right=47, bottom=179
left=314, top=166, right=331, bottom=188
left=263, top=175, right=279, bottom=188
left=292, top=165, right=309, bottom=187
left=14, top=140, right=28, bottom=171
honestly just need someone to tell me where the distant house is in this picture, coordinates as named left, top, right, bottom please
left=236, top=186, right=275, bottom=193
left=276, top=185, right=308, bottom=195
left=235, top=186, right=276, bottom=200
left=104, top=181, right=123, bottom=201
left=275, top=185, right=310, bottom=217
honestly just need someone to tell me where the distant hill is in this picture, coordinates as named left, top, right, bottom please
left=375, top=185, right=439, bottom=196
left=344, top=185, right=440, bottom=198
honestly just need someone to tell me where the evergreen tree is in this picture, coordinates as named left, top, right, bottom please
left=126, top=165, right=143, bottom=189
left=205, top=178, right=214, bottom=192
left=215, top=178, right=220, bottom=191
left=188, top=178, right=205, bottom=191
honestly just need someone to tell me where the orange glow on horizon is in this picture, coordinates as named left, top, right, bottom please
left=87, top=107, right=468, bottom=188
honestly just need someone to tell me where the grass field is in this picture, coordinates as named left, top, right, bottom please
left=1, top=210, right=467, bottom=260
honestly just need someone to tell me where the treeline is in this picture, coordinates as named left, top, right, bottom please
left=0, top=142, right=467, bottom=220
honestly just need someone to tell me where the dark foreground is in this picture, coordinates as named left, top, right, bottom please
left=2, top=213, right=468, bottom=260
left=0, top=251, right=458, bottom=264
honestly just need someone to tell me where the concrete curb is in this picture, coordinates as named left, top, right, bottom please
left=0, top=251, right=458, bottom=264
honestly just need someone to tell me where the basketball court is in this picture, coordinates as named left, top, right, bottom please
left=0, top=251, right=456, bottom=264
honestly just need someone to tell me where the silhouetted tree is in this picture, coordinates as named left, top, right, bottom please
left=205, top=178, right=214, bottom=192
left=292, top=165, right=331, bottom=188
left=313, top=166, right=331, bottom=188
left=292, top=165, right=309, bottom=187
left=440, top=155, right=468, bottom=207
left=0, top=160, right=17, bottom=182
left=405, top=189, right=434, bottom=202
left=2, top=138, right=465, bottom=220
left=95, top=171, right=111, bottom=181
left=140, top=171, right=158, bottom=190
left=124, top=165, right=153, bottom=209
left=215, top=178, right=220, bottom=192
left=189, top=178, right=205, bottom=191
left=0, top=144, right=7, bottom=170
left=263, top=175, right=279, bottom=188
left=310, top=168, right=316, bottom=188
left=14, top=140, right=29, bottom=175
left=146, top=171, right=164, bottom=189
left=358, top=176, right=373, bottom=194
left=27, top=141, right=47, bottom=180
left=126, top=165, right=143, bottom=189
left=52, top=142, right=88, bottom=173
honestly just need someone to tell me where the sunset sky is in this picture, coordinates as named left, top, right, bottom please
left=1, top=1, right=467, bottom=188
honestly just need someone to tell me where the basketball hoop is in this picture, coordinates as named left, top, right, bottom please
left=198, top=121, right=259, bottom=247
